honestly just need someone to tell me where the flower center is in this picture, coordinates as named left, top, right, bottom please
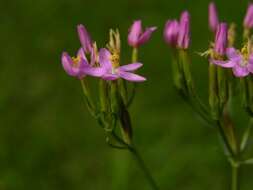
left=71, top=56, right=81, bottom=67
left=110, top=53, right=120, bottom=68
left=240, top=58, right=248, bottom=67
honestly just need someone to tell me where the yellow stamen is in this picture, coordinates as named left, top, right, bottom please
left=71, top=56, right=81, bottom=67
left=110, top=53, right=120, bottom=68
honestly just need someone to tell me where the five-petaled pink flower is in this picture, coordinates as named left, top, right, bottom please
left=98, top=48, right=146, bottom=82
left=211, top=47, right=253, bottom=77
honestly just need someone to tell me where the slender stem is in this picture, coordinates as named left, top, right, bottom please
left=217, top=121, right=235, bottom=157
left=231, top=163, right=239, bottom=190
left=127, top=48, right=139, bottom=107
left=129, top=147, right=159, bottom=190
left=111, top=132, right=159, bottom=190
left=132, top=47, right=138, bottom=62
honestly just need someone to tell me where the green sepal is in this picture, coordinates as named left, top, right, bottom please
left=171, top=49, right=187, bottom=94
left=217, top=67, right=229, bottom=110
left=209, top=64, right=220, bottom=120
left=110, top=82, right=132, bottom=144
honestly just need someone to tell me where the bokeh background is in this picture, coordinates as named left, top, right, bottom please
left=1, top=0, right=253, bottom=189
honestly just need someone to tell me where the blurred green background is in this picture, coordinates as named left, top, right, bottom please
left=1, top=0, right=253, bottom=189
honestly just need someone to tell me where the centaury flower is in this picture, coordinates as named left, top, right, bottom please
left=61, top=48, right=105, bottom=79
left=211, top=47, right=253, bottom=77
left=99, top=48, right=146, bottom=82
left=128, top=20, right=157, bottom=48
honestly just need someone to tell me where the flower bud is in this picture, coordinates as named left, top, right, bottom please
left=214, top=23, right=228, bottom=56
left=128, top=20, right=157, bottom=48
left=244, top=3, right=253, bottom=29
left=177, top=11, right=190, bottom=49
left=164, top=20, right=179, bottom=46
left=209, top=2, right=219, bottom=32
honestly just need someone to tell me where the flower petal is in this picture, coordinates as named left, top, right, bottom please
left=77, top=48, right=87, bottom=61
left=244, top=3, right=253, bottom=28
left=128, top=20, right=142, bottom=47
left=118, top=71, right=146, bottom=82
left=209, top=2, right=219, bottom=32
left=99, top=48, right=112, bottom=70
left=210, top=59, right=236, bottom=68
left=118, top=63, right=143, bottom=72
left=232, top=65, right=250, bottom=77
left=79, top=62, right=106, bottom=78
left=164, top=20, right=179, bottom=46
left=77, top=24, right=92, bottom=53
left=102, top=73, right=119, bottom=81
left=61, top=52, right=76, bottom=76
left=177, top=11, right=190, bottom=49
left=226, top=48, right=240, bottom=59
left=138, top=27, right=157, bottom=46
left=247, top=54, right=253, bottom=73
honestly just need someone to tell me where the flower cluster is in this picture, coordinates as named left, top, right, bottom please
left=62, top=21, right=156, bottom=82
left=208, top=2, right=253, bottom=77
left=61, top=21, right=156, bottom=147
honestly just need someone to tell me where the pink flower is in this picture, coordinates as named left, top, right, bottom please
left=128, top=20, right=157, bottom=48
left=98, top=48, right=146, bottom=82
left=211, top=48, right=253, bottom=77
left=61, top=48, right=105, bottom=79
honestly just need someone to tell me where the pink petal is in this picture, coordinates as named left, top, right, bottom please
left=81, top=64, right=106, bottom=77
left=164, top=20, right=179, bottom=45
left=248, top=54, right=253, bottom=73
left=77, top=48, right=87, bottom=61
left=118, top=71, right=146, bottom=82
left=226, top=48, right=240, bottom=59
left=90, top=47, right=97, bottom=66
left=61, top=52, right=76, bottom=76
left=102, top=73, right=119, bottom=81
left=77, top=24, right=92, bottom=53
left=99, top=48, right=112, bottom=70
left=210, top=59, right=236, bottom=68
left=128, top=20, right=142, bottom=47
left=232, top=65, right=250, bottom=77
left=118, top=63, right=143, bottom=72
left=209, top=2, right=219, bottom=32
left=138, top=27, right=157, bottom=46
left=74, top=58, right=89, bottom=79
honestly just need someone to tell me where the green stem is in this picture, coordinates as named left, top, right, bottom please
left=111, top=132, right=159, bottom=190
left=129, top=147, right=159, bottom=190
left=231, top=163, right=239, bottom=190
left=127, top=48, right=139, bottom=107
left=217, top=121, right=235, bottom=157
left=132, top=47, right=138, bottom=62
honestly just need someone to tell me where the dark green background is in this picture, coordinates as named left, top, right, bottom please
left=1, top=0, right=253, bottom=189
